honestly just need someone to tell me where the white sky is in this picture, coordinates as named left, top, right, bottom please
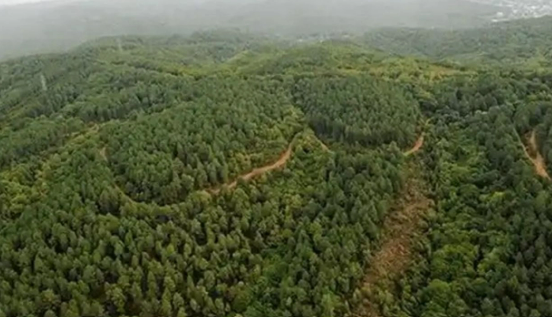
left=0, top=0, right=68, bottom=5
left=0, top=0, right=212, bottom=6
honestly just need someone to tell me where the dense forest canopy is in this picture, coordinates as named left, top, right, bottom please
left=2, top=14, right=552, bottom=317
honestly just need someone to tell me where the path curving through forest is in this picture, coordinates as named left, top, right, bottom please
left=522, top=130, right=550, bottom=180
left=207, top=133, right=311, bottom=194
left=208, top=143, right=294, bottom=194
left=404, top=134, right=424, bottom=156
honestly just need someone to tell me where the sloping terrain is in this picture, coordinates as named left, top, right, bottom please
left=208, top=134, right=297, bottom=194
left=521, top=130, right=551, bottom=179
left=2, top=19, right=552, bottom=317
left=357, top=161, right=432, bottom=317
left=0, top=37, right=428, bottom=317
left=363, top=16, right=552, bottom=64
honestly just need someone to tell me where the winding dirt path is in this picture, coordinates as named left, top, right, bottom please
left=404, top=134, right=424, bottom=156
left=522, top=130, right=550, bottom=180
left=210, top=145, right=293, bottom=194
left=212, top=130, right=421, bottom=196
left=208, top=132, right=333, bottom=195
left=208, top=139, right=296, bottom=194
left=355, top=165, right=432, bottom=317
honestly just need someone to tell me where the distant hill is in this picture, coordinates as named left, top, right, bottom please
left=363, top=16, right=552, bottom=63
left=0, top=0, right=501, bottom=60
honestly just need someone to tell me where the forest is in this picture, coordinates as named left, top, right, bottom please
left=1, top=16, right=552, bottom=317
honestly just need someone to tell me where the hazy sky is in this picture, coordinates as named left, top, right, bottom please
left=0, top=0, right=212, bottom=5
left=0, top=0, right=55, bottom=5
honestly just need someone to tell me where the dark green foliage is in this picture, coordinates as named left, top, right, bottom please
left=102, top=77, right=300, bottom=205
left=293, top=75, right=421, bottom=148
left=0, top=118, right=83, bottom=169
left=2, top=18, right=552, bottom=317
left=378, top=67, right=552, bottom=317
left=0, top=33, right=412, bottom=317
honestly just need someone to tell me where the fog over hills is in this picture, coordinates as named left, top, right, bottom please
left=0, top=0, right=504, bottom=59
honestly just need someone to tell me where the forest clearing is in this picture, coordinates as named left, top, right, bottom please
left=356, top=163, right=432, bottom=317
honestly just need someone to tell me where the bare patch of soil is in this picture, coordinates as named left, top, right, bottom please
left=356, top=165, right=433, bottom=317
left=522, top=130, right=550, bottom=180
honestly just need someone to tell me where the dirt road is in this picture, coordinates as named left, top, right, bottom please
left=522, top=130, right=550, bottom=180
left=209, top=132, right=425, bottom=197
left=404, top=134, right=424, bottom=156
left=223, top=145, right=291, bottom=191
left=209, top=141, right=295, bottom=194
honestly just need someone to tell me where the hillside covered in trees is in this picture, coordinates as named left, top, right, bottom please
left=1, top=17, right=552, bottom=317
left=363, top=16, right=552, bottom=65
left=0, top=0, right=501, bottom=60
